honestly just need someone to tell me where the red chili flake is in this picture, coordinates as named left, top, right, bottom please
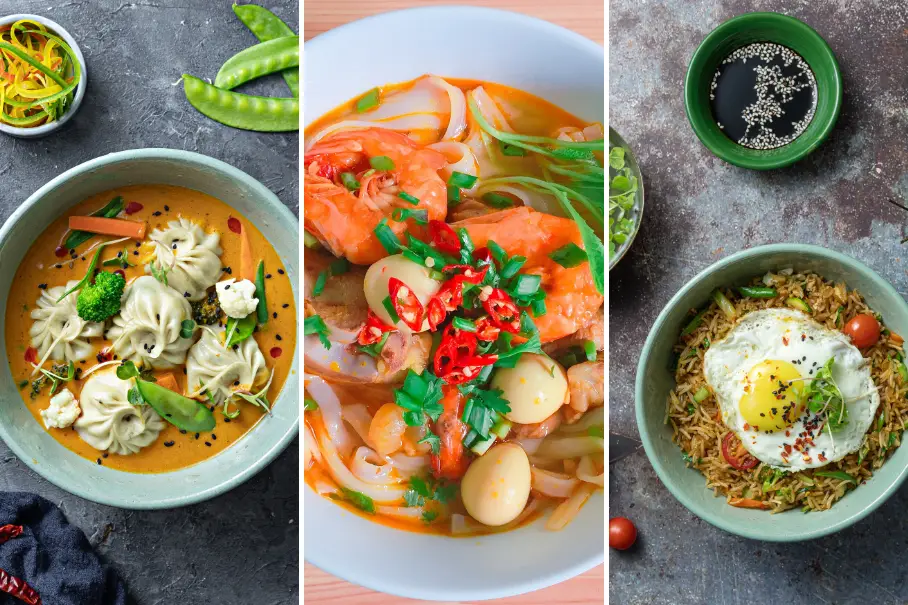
left=124, top=201, right=143, bottom=215
left=782, top=336, right=789, bottom=346
left=818, top=453, right=827, bottom=462
left=54, top=246, right=67, bottom=258
left=24, top=347, right=37, bottom=364
left=441, top=264, right=488, bottom=285
left=783, top=444, right=793, bottom=455
left=227, top=217, right=242, bottom=234
left=270, top=347, right=283, bottom=359
left=97, top=349, right=113, bottom=363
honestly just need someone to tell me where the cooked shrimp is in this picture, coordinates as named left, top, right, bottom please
left=304, top=128, right=448, bottom=265
left=369, top=403, right=407, bottom=457
left=543, top=309, right=604, bottom=356
left=513, top=410, right=563, bottom=439
left=454, top=207, right=603, bottom=342
left=431, top=386, right=470, bottom=480
left=564, top=360, right=604, bottom=424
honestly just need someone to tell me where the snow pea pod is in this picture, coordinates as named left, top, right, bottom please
left=136, top=379, right=215, bottom=432
left=233, top=3, right=299, bottom=97
left=182, top=75, right=298, bottom=132
left=214, top=36, right=299, bottom=91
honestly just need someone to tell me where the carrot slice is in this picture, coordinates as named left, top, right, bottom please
left=239, top=224, right=255, bottom=281
left=68, top=216, right=147, bottom=240
left=155, top=373, right=180, bottom=393
left=728, top=497, right=770, bottom=510
left=891, top=332, right=904, bottom=346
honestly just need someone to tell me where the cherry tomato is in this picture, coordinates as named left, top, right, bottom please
left=721, top=432, right=758, bottom=470
left=843, top=313, right=881, bottom=348
left=609, top=517, right=637, bottom=550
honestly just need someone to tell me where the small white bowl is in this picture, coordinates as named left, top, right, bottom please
left=305, top=6, right=604, bottom=601
left=0, top=14, right=87, bottom=138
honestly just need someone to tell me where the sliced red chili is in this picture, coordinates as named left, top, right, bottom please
left=435, top=277, right=465, bottom=311
left=721, top=432, right=758, bottom=470
left=270, top=347, right=283, bottom=359
left=441, top=354, right=498, bottom=385
left=472, top=246, right=493, bottom=265
left=433, top=325, right=477, bottom=377
left=429, top=220, right=461, bottom=255
left=0, top=525, right=22, bottom=545
left=24, top=347, right=37, bottom=364
left=482, top=288, right=521, bottom=333
left=124, top=201, right=144, bottom=215
left=54, top=245, right=67, bottom=258
left=474, top=316, right=501, bottom=342
left=227, top=217, right=242, bottom=234
left=427, top=298, right=447, bottom=331
left=388, top=277, right=424, bottom=331
left=356, top=310, right=396, bottom=345
left=441, top=264, right=488, bottom=285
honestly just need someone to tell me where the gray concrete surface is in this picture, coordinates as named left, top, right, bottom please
left=0, top=1, right=298, bottom=603
left=610, top=1, right=908, bottom=604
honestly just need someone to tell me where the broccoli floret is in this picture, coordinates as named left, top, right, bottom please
left=77, top=271, right=126, bottom=322
left=191, top=290, right=222, bottom=325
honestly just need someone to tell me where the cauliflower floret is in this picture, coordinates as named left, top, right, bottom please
left=40, top=388, right=81, bottom=429
left=215, top=278, right=259, bottom=319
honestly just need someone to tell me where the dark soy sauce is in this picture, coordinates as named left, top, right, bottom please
left=710, top=42, right=817, bottom=150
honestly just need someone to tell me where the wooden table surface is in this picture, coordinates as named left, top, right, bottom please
left=303, top=1, right=603, bottom=603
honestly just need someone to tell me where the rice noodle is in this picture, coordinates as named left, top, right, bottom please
left=427, top=142, right=478, bottom=184
left=304, top=374, right=353, bottom=456
left=546, top=483, right=596, bottom=531
left=450, top=499, right=540, bottom=535
left=374, top=505, right=430, bottom=521
left=342, top=403, right=374, bottom=448
left=531, top=467, right=580, bottom=498
left=428, top=76, right=466, bottom=141
left=304, top=423, right=321, bottom=469
left=534, top=435, right=605, bottom=461
left=513, top=437, right=544, bottom=455
left=577, top=455, right=605, bottom=487
left=350, top=446, right=401, bottom=485
left=314, top=424, right=407, bottom=503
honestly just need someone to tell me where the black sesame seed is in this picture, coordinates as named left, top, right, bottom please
left=97, top=458, right=102, bottom=465
left=194, top=433, right=200, bottom=439
left=233, top=380, right=239, bottom=386
left=103, top=453, right=109, bottom=458
left=184, top=292, right=191, bottom=297
left=277, top=268, right=285, bottom=275
left=38, top=283, right=47, bottom=289
left=164, top=205, right=170, bottom=211
left=164, top=441, right=175, bottom=447
left=282, top=303, right=289, bottom=309
left=211, top=434, right=217, bottom=440
left=272, top=312, right=278, bottom=319
left=133, top=251, right=139, bottom=256
left=153, top=211, right=162, bottom=216
left=179, top=429, right=187, bottom=434
left=276, top=335, right=282, bottom=341
left=266, top=273, right=272, bottom=279
left=224, top=417, right=232, bottom=423
left=204, top=441, right=212, bottom=447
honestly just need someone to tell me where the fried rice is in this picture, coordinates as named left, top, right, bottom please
left=668, top=270, right=908, bottom=513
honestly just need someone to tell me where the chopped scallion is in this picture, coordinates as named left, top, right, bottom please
left=391, top=207, right=429, bottom=225
left=355, top=88, right=381, bottom=113
left=583, top=340, right=597, bottom=362
left=482, top=192, right=514, bottom=208
left=499, top=141, right=526, bottom=156
left=370, top=155, right=395, bottom=171
left=447, top=184, right=461, bottom=204
left=382, top=296, right=401, bottom=324
left=397, top=191, right=420, bottom=205
left=512, top=274, right=541, bottom=297
left=452, top=317, right=477, bottom=332
left=340, top=172, right=360, bottom=191
left=373, top=219, right=401, bottom=254
left=448, top=171, right=478, bottom=189
left=548, top=242, right=588, bottom=268
left=530, top=298, right=547, bottom=317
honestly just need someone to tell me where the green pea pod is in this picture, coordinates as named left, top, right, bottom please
left=214, top=36, right=300, bottom=91
left=182, top=75, right=298, bottom=132
left=814, top=470, right=856, bottom=485
left=738, top=286, right=778, bottom=299
left=233, top=3, right=299, bottom=97
left=255, top=260, right=268, bottom=324
left=65, top=196, right=124, bottom=251
left=226, top=313, right=257, bottom=346
left=136, top=380, right=215, bottom=432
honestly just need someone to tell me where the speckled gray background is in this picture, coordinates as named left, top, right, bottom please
left=610, top=1, right=908, bottom=604
left=0, top=1, right=298, bottom=603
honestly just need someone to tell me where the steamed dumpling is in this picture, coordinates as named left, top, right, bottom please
left=29, top=280, right=104, bottom=362
left=106, top=276, right=195, bottom=368
left=146, top=218, right=222, bottom=300
left=186, top=327, right=268, bottom=404
left=74, top=368, right=165, bottom=455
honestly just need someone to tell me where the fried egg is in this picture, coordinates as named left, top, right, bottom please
left=703, top=308, right=879, bottom=471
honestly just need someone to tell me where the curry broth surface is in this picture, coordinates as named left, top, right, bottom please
left=304, top=80, right=589, bottom=535
left=6, top=184, right=297, bottom=473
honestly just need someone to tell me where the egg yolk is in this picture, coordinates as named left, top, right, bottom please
left=739, top=360, right=804, bottom=432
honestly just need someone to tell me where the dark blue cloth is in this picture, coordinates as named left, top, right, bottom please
left=0, top=492, right=126, bottom=605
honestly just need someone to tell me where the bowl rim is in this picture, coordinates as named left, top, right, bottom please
left=0, top=14, right=88, bottom=138
left=683, top=11, right=843, bottom=170
left=0, top=148, right=300, bottom=509
left=635, top=243, right=908, bottom=541
left=608, top=127, right=645, bottom=270
left=305, top=5, right=604, bottom=600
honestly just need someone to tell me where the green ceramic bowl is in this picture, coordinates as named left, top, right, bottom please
left=0, top=149, right=299, bottom=509
left=608, top=128, right=644, bottom=271
left=684, top=12, right=842, bottom=170
left=635, top=244, right=908, bottom=541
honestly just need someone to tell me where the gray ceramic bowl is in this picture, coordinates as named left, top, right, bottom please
left=636, top=244, right=908, bottom=541
left=0, top=149, right=299, bottom=509
left=0, top=14, right=88, bottom=138
left=608, top=128, right=644, bottom=270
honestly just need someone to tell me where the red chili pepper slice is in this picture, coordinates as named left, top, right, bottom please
left=429, top=220, right=461, bottom=255
left=474, top=316, right=501, bottom=342
left=0, top=525, right=22, bottom=545
left=721, top=432, right=758, bottom=470
left=441, top=264, right=488, bottom=285
left=427, top=297, right=447, bottom=331
left=388, top=277, right=424, bottom=331
left=472, top=246, right=493, bottom=265
left=54, top=245, right=67, bottom=258
left=356, top=310, right=396, bottom=345
left=434, top=277, right=465, bottom=311
left=124, top=201, right=144, bottom=215
left=433, top=325, right=477, bottom=377
left=441, top=354, right=498, bottom=385
left=482, top=288, right=521, bottom=333
left=227, top=217, right=242, bottom=234
left=270, top=347, right=283, bottom=359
